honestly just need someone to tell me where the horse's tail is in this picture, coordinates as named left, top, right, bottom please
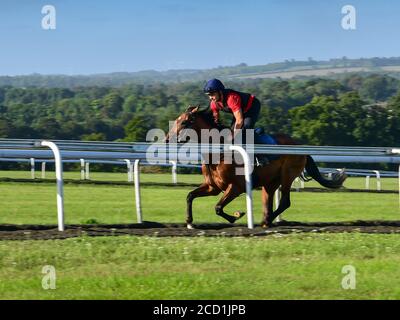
left=305, top=155, right=347, bottom=189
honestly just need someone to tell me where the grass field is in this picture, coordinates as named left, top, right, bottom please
left=0, top=170, right=398, bottom=225
left=2, top=234, right=400, bottom=299
left=0, top=171, right=399, bottom=299
left=0, top=169, right=398, bottom=190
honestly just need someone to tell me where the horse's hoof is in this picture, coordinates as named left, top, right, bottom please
left=275, top=219, right=286, bottom=225
left=233, top=211, right=245, bottom=219
left=261, top=222, right=273, bottom=229
left=187, top=224, right=194, bottom=230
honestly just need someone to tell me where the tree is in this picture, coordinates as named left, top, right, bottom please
left=81, top=132, right=107, bottom=141
left=59, top=121, right=84, bottom=139
left=359, top=75, right=397, bottom=102
left=289, top=93, right=366, bottom=145
left=352, top=104, right=398, bottom=146
left=0, top=88, right=5, bottom=104
left=102, top=92, right=124, bottom=118
left=256, top=105, right=290, bottom=134
left=33, top=118, right=61, bottom=139
left=0, top=117, right=14, bottom=138
left=387, top=92, right=400, bottom=116
left=156, top=105, right=180, bottom=133
left=86, top=119, right=110, bottom=135
left=124, top=114, right=156, bottom=142
left=0, top=77, right=398, bottom=148
left=122, top=95, right=137, bottom=113
left=289, top=96, right=338, bottom=145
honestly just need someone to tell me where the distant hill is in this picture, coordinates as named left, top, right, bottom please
left=2, top=56, right=400, bottom=87
left=233, top=66, right=400, bottom=79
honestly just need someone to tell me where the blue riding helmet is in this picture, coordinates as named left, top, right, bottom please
left=203, top=78, right=225, bottom=93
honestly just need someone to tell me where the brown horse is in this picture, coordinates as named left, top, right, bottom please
left=166, top=106, right=346, bottom=229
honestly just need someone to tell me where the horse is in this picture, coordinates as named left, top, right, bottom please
left=165, top=105, right=347, bottom=229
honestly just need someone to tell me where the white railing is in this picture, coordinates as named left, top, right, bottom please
left=0, top=139, right=399, bottom=231
left=40, top=141, right=64, bottom=231
left=0, top=157, right=198, bottom=183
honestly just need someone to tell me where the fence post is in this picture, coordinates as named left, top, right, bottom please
left=30, top=158, right=35, bottom=179
left=170, top=160, right=177, bottom=184
left=228, top=145, right=254, bottom=229
left=134, top=159, right=142, bottom=223
left=40, top=141, right=64, bottom=232
left=274, top=187, right=282, bottom=222
left=365, top=176, right=370, bottom=190
left=41, top=162, right=46, bottom=179
left=293, top=177, right=301, bottom=192
left=80, top=159, right=85, bottom=180
left=124, top=159, right=133, bottom=182
left=373, top=170, right=381, bottom=191
left=85, top=162, right=90, bottom=180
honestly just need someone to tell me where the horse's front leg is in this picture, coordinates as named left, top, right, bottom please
left=186, top=183, right=220, bottom=229
left=215, top=184, right=244, bottom=223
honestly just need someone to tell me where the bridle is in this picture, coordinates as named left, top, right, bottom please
left=179, top=112, right=196, bottom=129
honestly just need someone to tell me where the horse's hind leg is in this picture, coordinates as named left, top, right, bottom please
left=261, top=182, right=280, bottom=228
left=267, top=164, right=304, bottom=225
left=215, top=184, right=243, bottom=224
left=267, top=186, right=290, bottom=225
left=186, top=183, right=220, bottom=229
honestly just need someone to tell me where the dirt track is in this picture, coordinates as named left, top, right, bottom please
left=1, top=220, right=400, bottom=240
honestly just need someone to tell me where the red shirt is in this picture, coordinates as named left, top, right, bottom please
left=210, top=90, right=254, bottom=114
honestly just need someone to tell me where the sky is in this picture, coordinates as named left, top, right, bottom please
left=0, top=0, right=399, bottom=75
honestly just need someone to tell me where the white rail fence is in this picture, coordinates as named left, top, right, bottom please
left=1, top=158, right=397, bottom=225
left=0, top=157, right=200, bottom=183
left=1, top=158, right=397, bottom=192
left=0, top=139, right=399, bottom=231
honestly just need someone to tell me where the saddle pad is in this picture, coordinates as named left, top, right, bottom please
left=254, top=133, right=277, bottom=145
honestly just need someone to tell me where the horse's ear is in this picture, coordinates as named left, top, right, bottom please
left=186, top=105, right=200, bottom=113
left=190, top=106, right=200, bottom=113
left=185, top=105, right=194, bottom=112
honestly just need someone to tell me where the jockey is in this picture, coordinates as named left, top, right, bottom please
left=203, top=78, right=261, bottom=139
left=204, top=78, right=269, bottom=166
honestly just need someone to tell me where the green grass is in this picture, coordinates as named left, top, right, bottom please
left=0, top=179, right=398, bottom=225
left=0, top=169, right=398, bottom=190
left=0, top=171, right=399, bottom=299
left=1, top=234, right=400, bottom=299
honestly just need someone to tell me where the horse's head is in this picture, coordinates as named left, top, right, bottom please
left=165, top=105, right=214, bottom=143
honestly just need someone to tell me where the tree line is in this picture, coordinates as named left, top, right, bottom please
left=0, top=74, right=399, bottom=149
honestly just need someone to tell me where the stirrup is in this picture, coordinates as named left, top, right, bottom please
left=256, top=156, right=269, bottom=167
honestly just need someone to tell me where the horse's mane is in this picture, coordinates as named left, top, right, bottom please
left=196, top=108, right=227, bottom=131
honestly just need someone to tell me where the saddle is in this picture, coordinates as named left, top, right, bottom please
left=254, top=127, right=277, bottom=145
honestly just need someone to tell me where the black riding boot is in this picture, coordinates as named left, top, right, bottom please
left=255, top=155, right=270, bottom=167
